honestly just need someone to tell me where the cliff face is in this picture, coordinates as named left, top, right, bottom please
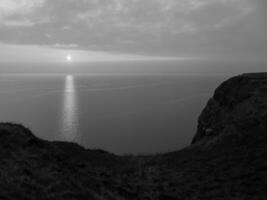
left=192, top=73, right=267, bottom=145
left=0, top=73, right=267, bottom=200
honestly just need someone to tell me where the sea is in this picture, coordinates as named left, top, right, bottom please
left=0, top=60, right=265, bottom=154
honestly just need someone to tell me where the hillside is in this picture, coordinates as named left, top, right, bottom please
left=0, top=73, right=267, bottom=199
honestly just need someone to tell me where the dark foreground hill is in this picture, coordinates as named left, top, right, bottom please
left=0, top=73, right=267, bottom=200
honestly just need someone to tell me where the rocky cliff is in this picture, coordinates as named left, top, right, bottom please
left=192, top=73, right=267, bottom=144
left=0, top=73, right=267, bottom=200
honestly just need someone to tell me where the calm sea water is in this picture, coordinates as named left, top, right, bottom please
left=0, top=73, right=228, bottom=154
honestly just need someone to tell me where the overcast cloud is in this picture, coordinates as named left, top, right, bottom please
left=0, top=0, right=266, bottom=61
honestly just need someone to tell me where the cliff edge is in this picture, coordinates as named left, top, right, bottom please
left=193, top=73, right=267, bottom=145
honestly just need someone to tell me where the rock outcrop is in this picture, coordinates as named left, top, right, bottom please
left=0, top=73, right=267, bottom=199
left=192, top=73, right=267, bottom=145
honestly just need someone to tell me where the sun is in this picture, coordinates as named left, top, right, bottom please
left=66, top=55, right=72, bottom=62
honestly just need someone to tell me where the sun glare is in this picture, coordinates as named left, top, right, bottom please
left=66, top=55, right=72, bottom=62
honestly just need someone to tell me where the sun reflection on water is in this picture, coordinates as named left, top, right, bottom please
left=61, top=75, right=78, bottom=141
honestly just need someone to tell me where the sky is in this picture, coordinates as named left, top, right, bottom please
left=0, top=0, right=266, bottom=62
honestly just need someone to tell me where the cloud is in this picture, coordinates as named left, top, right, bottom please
left=0, top=0, right=46, bottom=27
left=0, top=0, right=44, bottom=15
left=1, top=19, right=34, bottom=27
left=0, top=0, right=266, bottom=59
left=49, top=43, right=78, bottom=49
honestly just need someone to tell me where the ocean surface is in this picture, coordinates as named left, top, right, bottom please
left=0, top=72, right=230, bottom=154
